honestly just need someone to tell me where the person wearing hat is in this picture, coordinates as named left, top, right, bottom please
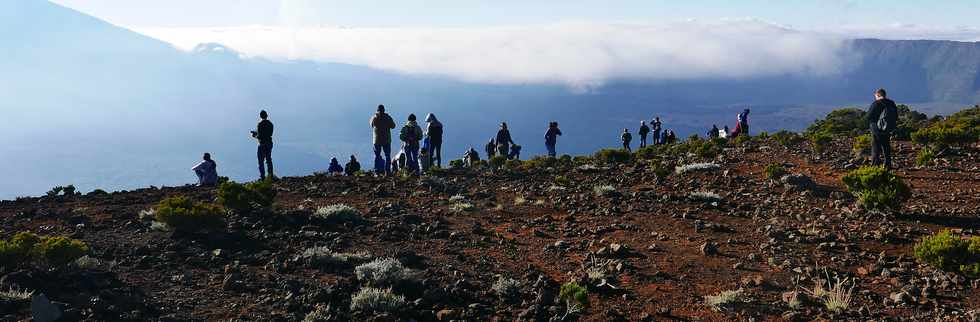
left=369, top=104, right=396, bottom=175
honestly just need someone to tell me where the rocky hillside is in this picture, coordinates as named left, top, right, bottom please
left=1, top=134, right=979, bottom=322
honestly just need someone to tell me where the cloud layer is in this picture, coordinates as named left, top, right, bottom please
left=139, top=20, right=855, bottom=88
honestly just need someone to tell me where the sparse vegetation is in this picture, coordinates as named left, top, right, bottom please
left=302, top=246, right=372, bottom=267
left=558, top=282, right=589, bottom=319
left=805, top=270, right=855, bottom=314
left=913, top=230, right=980, bottom=277
left=491, top=276, right=521, bottom=299
left=675, top=162, right=720, bottom=174
left=488, top=156, right=508, bottom=169
left=912, top=106, right=979, bottom=148
left=593, top=185, right=617, bottom=197
left=593, top=148, right=632, bottom=165
left=764, top=163, right=787, bottom=180
left=349, top=287, right=405, bottom=314
left=771, top=130, right=804, bottom=147
left=355, top=258, right=416, bottom=287
left=852, top=134, right=871, bottom=156
left=45, top=185, right=79, bottom=198
left=689, top=191, right=723, bottom=202
left=154, top=196, right=225, bottom=232
left=704, top=289, right=745, bottom=312
left=841, top=166, right=911, bottom=212
left=809, top=132, right=833, bottom=153
left=217, top=180, right=277, bottom=214
left=916, top=148, right=935, bottom=167
left=0, top=287, right=33, bottom=301
left=302, top=304, right=332, bottom=322
left=315, top=204, right=363, bottom=223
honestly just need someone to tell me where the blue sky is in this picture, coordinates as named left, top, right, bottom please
left=50, top=0, right=980, bottom=29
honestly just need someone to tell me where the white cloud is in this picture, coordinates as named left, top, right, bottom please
left=138, top=20, right=855, bottom=88
left=815, top=24, right=980, bottom=42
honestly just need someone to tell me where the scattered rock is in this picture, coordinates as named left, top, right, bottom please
left=30, top=294, right=62, bottom=322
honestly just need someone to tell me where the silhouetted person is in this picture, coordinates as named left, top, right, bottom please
left=463, top=148, right=481, bottom=167
left=509, top=144, right=522, bottom=160
left=639, top=121, right=650, bottom=148
left=425, top=113, right=444, bottom=168
left=708, top=124, right=720, bottom=139
left=868, top=88, right=898, bottom=169
left=651, top=117, right=662, bottom=145
left=370, top=105, right=396, bottom=175
left=621, top=128, right=633, bottom=152
left=251, top=110, right=274, bottom=180
left=328, top=158, right=344, bottom=175
left=192, top=153, right=218, bottom=187
left=737, top=109, right=751, bottom=136
left=496, top=122, right=515, bottom=158
left=722, top=125, right=730, bottom=138
left=485, top=139, right=497, bottom=159
left=544, top=121, right=563, bottom=157
left=399, top=114, right=424, bottom=175
left=345, top=155, right=361, bottom=176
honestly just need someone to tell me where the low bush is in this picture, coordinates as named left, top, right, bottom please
left=45, top=185, right=79, bottom=198
left=764, top=163, right=787, bottom=180
left=349, top=287, right=405, bottom=313
left=916, top=148, right=935, bottom=167
left=733, top=134, right=753, bottom=146
left=302, top=246, right=372, bottom=267
left=217, top=180, right=277, bottom=214
left=488, top=156, right=507, bottom=169
left=675, top=163, right=721, bottom=175
left=771, top=130, right=804, bottom=148
left=355, top=258, right=416, bottom=287
left=841, top=166, right=911, bottom=212
left=705, top=289, right=746, bottom=312
left=635, top=145, right=659, bottom=160
left=593, top=185, right=617, bottom=197
left=913, top=230, right=980, bottom=277
left=0, top=232, right=89, bottom=268
left=492, top=276, right=521, bottom=299
left=593, top=149, right=632, bottom=165
left=448, top=159, right=464, bottom=169
left=852, top=134, right=871, bottom=156
left=504, top=159, right=523, bottom=170
left=809, top=132, right=833, bottom=153
left=523, top=156, right=559, bottom=170
left=559, top=282, right=589, bottom=318
left=805, top=108, right=868, bottom=137
left=155, top=196, right=226, bottom=232
left=912, top=105, right=979, bottom=148
left=315, top=204, right=363, bottom=223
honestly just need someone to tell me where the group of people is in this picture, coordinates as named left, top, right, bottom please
left=189, top=88, right=899, bottom=186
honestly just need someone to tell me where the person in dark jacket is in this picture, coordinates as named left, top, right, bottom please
left=327, top=158, right=344, bottom=175
left=708, top=124, right=720, bottom=139
left=621, top=128, right=633, bottom=152
left=425, top=113, right=444, bottom=168
left=638, top=121, right=650, bottom=148
left=868, top=88, right=898, bottom=169
left=737, top=109, right=750, bottom=136
left=485, top=139, right=496, bottom=159
left=463, top=148, right=481, bottom=167
left=544, top=121, right=562, bottom=157
left=496, top=122, right=515, bottom=158
left=509, top=144, right=522, bottom=160
left=399, top=114, right=424, bottom=175
left=251, top=110, right=275, bottom=180
left=345, top=155, right=361, bottom=176
left=192, top=153, right=218, bottom=186
left=651, top=117, right=662, bottom=145
left=370, top=105, right=397, bottom=175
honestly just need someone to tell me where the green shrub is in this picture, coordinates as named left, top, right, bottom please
left=852, top=134, right=871, bottom=155
left=523, top=156, right=559, bottom=169
left=217, top=180, right=277, bottom=214
left=912, top=106, right=980, bottom=148
left=558, top=155, right=573, bottom=167
left=694, top=141, right=719, bottom=158
left=916, top=148, right=935, bottom=167
left=771, top=130, right=804, bottom=147
left=809, top=132, right=833, bottom=153
left=733, top=134, right=753, bottom=146
left=805, top=108, right=868, bottom=137
left=488, top=156, right=507, bottom=169
left=756, top=131, right=769, bottom=139
left=0, top=232, right=88, bottom=268
left=34, top=236, right=89, bottom=266
left=449, top=159, right=464, bottom=169
left=504, top=159, right=523, bottom=170
left=764, top=164, right=787, bottom=180
left=635, top=145, right=660, bottom=160
left=593, top=149, right=632, bottom=165
left=554, top=175, right=571, bottom=186
left=559, top=282, right=589, bottom=315
left=572, top=156, right=592, bottom=165
left=913, top=230, right=980, bottom=277
left=651, top=162, right=671, bottom=179
left=841, top=166, right=911, bottom=212
left=155, top=196, right=225, bottom=232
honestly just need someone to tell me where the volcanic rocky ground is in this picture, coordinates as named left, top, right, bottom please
left=1, top=138, right=979, bottom=322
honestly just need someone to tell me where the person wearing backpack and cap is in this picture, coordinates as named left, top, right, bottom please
left=621, top=128, right=633, bottom=152
left=370, top=104, right=397, bottom=175
left=399, top=114, right=424, bottom=175
left=868, top=88, right=898, bottom=170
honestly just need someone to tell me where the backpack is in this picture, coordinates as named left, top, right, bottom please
left=401, top=124, right=420, bottom=142
left=877, top=104, right=897, bottom=133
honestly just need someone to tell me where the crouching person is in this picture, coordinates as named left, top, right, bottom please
left=192, top=153, right=218, bottom=186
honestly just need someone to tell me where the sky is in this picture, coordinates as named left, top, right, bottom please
left=48, top=0, right=980, bottom=31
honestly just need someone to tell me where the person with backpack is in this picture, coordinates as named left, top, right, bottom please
left=425, top=113, right=444, bottom=168
left=651, top=117, right=663, bottom=145
left=509, top=144, right=522, bottom=160
left=638, top=121, right=650, bottom=148
left=485, top=138, right=497, bottom=159
left=544, top=121, right=562, bottom=157
left=621, top=128, right=633, bottom=152
left=251, top=110, right=275, bottom=181
left=191, top=153, right=218, bottom=186
left=420, top=137, right=432, bottom=171
left=708, top=124, right=720, bottom=139
left=399, top=114, right=424, bottom=175
left=327, top=157, right=344, bottom=175
left=463, top=148, right=481, bottom=167
left=496, top=122, right=515, bottom=158
left=370, top=105, right=397, bottom=175
left=868, top=88, right=898, bottom=169
left=737, top=109, right=751, bottom=136
left=345, top=155, right=361, bottom=176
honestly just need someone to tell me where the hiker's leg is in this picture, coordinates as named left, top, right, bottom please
left=882, top=134, right=893, bottom=169
left=870, top=133, right=882, bottom=166
left=256, top=146, right=266, bottom=179
left=383, top=143, right=392, bottom=175
left=373, top=144, right=383, bottom=172
left=265, top=143, right=274, bottom=178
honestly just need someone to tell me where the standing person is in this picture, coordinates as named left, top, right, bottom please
left=708, top=124, right=720, bottom=139
left=370, top=105, right=397, bottom=175
left=738, top=109, right=751, bottom=136
left=250, top=110, right=275, bottom=181
left=192, top=153, right=218, bottom=187
left=509, top=144, right=522, bottom=160
left=868, top=88, right=898, bottom=169
left=485, top=139, right=497, bottom=159
left=722, top=125, right=730, bottom=138
left=345, top=155, right=361, bottom=176
left=399, top=114, right=424, bottom=175
left=496, top=122, right=515, bottom=159
left=544, top=121, right=562, bottom=157
left=425, top=113, right=444, bottom=168
left=651, top=117, right=662, bottom=145
left=621, top=128, right=633, bottom=152
left=638, top=121, right=650, bottom=148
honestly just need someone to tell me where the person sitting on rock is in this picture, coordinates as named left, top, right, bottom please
left=708, top=124, right=720, bottom=139
left=192, top=153, right=218, bottom=187
left=463, top=147, right=481, bottom=167
left=508, top=144, right=522, bottom=160
left=327, top=157, right=344, bottom=175
left=345, top=155, right=361, bottom=176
